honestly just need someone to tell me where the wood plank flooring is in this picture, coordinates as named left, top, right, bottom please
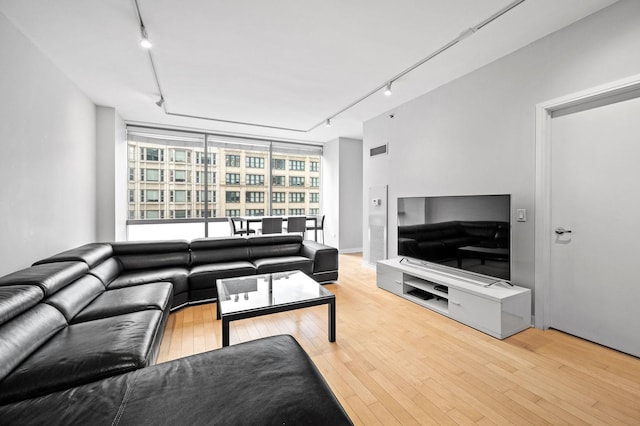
left=157, top=253, right=640, bottom=425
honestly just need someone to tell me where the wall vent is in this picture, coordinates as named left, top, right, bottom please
left=369, top=144, right=388, bottom=157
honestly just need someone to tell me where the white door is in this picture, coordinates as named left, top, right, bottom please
left=549, top=94, right=640, bottom=357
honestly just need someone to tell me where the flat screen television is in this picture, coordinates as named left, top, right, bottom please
left=397, top=194, right=511, bottom=282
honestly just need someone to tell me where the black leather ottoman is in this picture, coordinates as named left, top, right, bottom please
left=0, top=335, right=353, bottom=425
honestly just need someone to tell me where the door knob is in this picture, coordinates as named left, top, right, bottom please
left=555, top=227, right=572, bottom=235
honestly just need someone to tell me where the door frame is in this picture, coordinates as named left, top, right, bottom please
left=534, top=73, right=640, bottom=329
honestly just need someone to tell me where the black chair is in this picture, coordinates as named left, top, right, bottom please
left=228, top=217, right=255, bottom=236
left=259, top=217, right=282, bottom=234
left=306, top=215, right=325, bottom=243
left=283, top=216, right=307, bottom=237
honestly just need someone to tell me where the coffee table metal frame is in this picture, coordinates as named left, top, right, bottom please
left=216, top=271, right=336, bottom=347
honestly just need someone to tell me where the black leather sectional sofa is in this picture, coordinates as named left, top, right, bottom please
left=398, top=220, right=509, bottom=261
left=0, top=234, right=350, bottom=424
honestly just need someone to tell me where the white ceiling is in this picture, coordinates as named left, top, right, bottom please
left=0, top=0, right=618, bottom=143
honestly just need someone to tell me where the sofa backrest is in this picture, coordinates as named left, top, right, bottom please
left=0, top=262, right=89, bottom=298
left=111, top=240, right=190, bottom=271
left=247, top=234, right=302, bottom=260
left=44, top=274, right=105, bottom=322
left=88, top=257, right=123, bottom=287
left=0, top=264, right=84, bottom=382
left=33, top=243, right=114, bottom=268
left=190, top=237, right=249, bottom=265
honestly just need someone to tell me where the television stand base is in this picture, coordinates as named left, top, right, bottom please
left=377, top=258, right=531, bottom=339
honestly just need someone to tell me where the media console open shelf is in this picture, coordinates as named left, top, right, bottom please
left=377, top=258, right=531, bottom=339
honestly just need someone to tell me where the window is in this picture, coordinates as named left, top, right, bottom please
left=226, top=191, right=240, bottom=203
left=246, top=174, right=264, bottom=186
left=171, top=190, right=190, bottom=203
left=226, top=173, right=240, bottom=184
left=145, top=210, right=163, bottom=219
left=272, top=209, right=285, bottom=216
left=289, top=160, right=305, bottom=171
left=197, top=209, right=215, bottom=218
left=196, top=171, right=215, bottom=184
left=246, top=156, right=264, bottom=168
left=289, top=192, right=305, bottom=203
left=226, top=209, right=240, bottom=217
left=289, top=176, right=305, bottom=187
left=172, top=150, right=188, bottom=162
left=310, top=193, right=319, bottom=203
left=128, top=127, right=322, bottom=230
left=310, top=208, right=319, bottom=215
left=226, top=155, right=240, bottom=167
left=144, top=148, right=164, bottom=161
left=173, top=170, right=187, bottom=183
left=272, top=192, right=285, bottom=203
left=196, top=152, right=215, bottom=165
left=246, top=191, right=265, bottom=203
left=272, top=159, right=285, bottom=170
left=289, top=208, right=305, bottom=215
left=197, top=191, right=215, bottom=202
left=143, top=169, right=163, bottom=182
left=143, top=190, right=163, bottom=203
left=246, top=209, right=264, bottom=216
left=172, top=210, right=189, bottom=219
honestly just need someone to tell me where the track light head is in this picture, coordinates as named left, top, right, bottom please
left=140, top=26, right=152, bottom=48
left=384, top=82, right=393, bottom=96
left=325, top=118, right=331, bottom=127
left=155, top=96, right=165, bottom=107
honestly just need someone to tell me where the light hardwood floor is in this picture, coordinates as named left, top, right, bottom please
left=157, top=253, right=640, bottom=425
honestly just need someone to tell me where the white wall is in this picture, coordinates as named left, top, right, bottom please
left=96, top=106, right=127, bottom=242
left=0, top=12, right=97, bottom=276
left=323, top=137, right=363, bottom=252
left=363, top=0, right=640, bottom=295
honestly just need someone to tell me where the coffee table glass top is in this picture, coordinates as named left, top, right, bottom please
left=217, top=271, right=334, bottom=315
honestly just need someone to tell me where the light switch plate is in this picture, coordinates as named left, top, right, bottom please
left=516, top=209, right=527, bottom=222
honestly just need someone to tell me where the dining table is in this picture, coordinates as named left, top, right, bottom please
left=238, top=215, right=318, bottom=241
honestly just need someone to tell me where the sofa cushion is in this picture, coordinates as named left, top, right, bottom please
left=0, top=335, right=353, bottom=426
left=72, top=282, right=173, bottom=323
left=0, top=261, right=88, bottom=297
left=0, top=304, right=67, bottom=383
left=189, top=261, right=256, bottom=291
left=0, top=310, right=164, bottom=404
left=0, top=285, right=43, bottom=325
left=33, top=243, right=114, bottom=268
left=44, top=275, right=105, bottom=322
left=190, top=237, right=250, bottom=264
left=253, top=256, right=313, bottom=275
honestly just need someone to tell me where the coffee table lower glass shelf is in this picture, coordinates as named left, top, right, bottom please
left=216, top=271, right=336, bottom=347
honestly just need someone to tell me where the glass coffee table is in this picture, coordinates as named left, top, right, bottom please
left=216, top=271, right=336, bottom=347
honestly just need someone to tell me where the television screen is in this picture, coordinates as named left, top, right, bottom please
left=397, top=194, right=511, bottom=281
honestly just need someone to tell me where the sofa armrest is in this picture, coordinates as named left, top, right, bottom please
left=301, top=241, right=338, bottom=274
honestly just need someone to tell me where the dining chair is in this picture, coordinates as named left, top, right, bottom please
left=259, top=217, right=282, bottom=234
left=228, top=217, right=255, bottom=236
left=306, top=215, right=325, bottom=243
left=283, top=216, right=306, bottom=238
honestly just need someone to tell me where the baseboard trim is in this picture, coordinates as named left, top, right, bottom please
left=339, top=248, right=363, bottom=254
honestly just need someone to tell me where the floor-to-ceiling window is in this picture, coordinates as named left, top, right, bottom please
left=126, top=126, right=322, bottom=240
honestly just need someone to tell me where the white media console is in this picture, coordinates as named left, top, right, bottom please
left=377, top=257, right=531, bottom=339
